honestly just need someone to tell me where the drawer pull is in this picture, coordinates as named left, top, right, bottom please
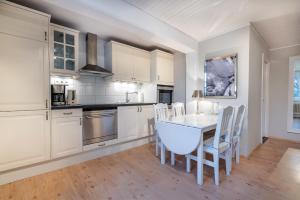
left=98, top=143, right=106, bottom=147
left=63, top=112, right=73, bottom=115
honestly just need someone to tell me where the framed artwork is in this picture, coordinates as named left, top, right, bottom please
left=204, top=53, right=237, bottom=98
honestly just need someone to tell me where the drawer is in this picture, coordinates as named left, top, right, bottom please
left=52, top=109, right=82, bottom=118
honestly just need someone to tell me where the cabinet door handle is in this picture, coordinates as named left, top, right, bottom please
left=45, top=99, right=48, bottom=109
left=140, top=106, right=142, bottom=112
left=46, top=111, right=49, bottom=120
left=137, top=106, right=140, bottom=112
left=98, top=142, right=106, bottom=147
left=44, top=31, right=47, bottom=41
left=63, top=112, right=73, bottom=115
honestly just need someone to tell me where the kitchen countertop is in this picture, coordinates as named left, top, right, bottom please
left=51, top=103, right=156, bottom=111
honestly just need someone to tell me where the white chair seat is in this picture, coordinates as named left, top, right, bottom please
left=204, top=137, right=230, bottom=153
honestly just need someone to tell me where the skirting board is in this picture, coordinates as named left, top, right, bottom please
left=0, top=136, right=154, bottom=185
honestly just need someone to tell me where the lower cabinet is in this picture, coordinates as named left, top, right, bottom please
left=118, top=105, right=154, bottom=141
left=0, top=110, right=50, bottom=172
left=138, top=106, right=155, bottom=138
left=51, top=109, right=83, bottom=159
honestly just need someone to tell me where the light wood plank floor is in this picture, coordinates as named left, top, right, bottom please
left=0, top=138, right=300, bottom=200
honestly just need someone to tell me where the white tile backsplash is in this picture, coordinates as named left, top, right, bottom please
left=51, top=75, right=156, bottom=104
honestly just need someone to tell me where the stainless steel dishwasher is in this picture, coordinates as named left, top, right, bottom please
left=83, top=109, right=117, bottom=145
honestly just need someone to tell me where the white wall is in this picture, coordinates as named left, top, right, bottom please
left=186, top=26, right=250, bottom=156
left=173, top=52, right=186, bottom=104
left=269, top=45, right=300, bottom=141
left=248, top=27, right=269, bottom=154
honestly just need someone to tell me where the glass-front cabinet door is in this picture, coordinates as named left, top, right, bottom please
left=50, top=24, right=79, bottom=75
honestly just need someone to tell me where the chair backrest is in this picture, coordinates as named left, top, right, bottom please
left=171, top=102, right=185, bottom=117
left=213, top=106, right=234, bottom=148
left=233, top=105, right=246, bottom=137
left=153, top=103, right=169, bottom=124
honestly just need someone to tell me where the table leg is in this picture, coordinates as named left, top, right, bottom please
left=197, top=133, right=204, bottom=185
left=186, top=154, right=191, bottom=173
left=171, top=152, right=175, bottom=166
left=160, top=143, right=166, bottom=165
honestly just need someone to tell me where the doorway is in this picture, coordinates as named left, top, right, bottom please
left=261, top=54, right=270, bottom=143
left=287, top=55, right=300, bottom=133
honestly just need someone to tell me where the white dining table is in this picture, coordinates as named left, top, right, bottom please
left=157, top=113, right=218, bottom=185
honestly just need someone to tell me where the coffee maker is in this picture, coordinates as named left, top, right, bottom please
left=51, top=85, right=66, bottom=105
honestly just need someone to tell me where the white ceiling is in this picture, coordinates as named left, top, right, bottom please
left=123, top=0, right=300, bottom=49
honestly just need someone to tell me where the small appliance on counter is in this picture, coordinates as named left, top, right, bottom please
left=67, top=90, right=77, bottom=105
left=51, top=84, right=66, bottom=106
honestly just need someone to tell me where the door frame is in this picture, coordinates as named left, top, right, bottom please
left=261, top=53, right=270, bottom=143
left=287, top=55, right=300, bottom=133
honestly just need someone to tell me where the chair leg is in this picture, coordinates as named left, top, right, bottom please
left=186, top=154, right=191, bottom=173
left=236, top=140, right=240, bottom=164
left=160, top=143, right=166, bottom=165
left=225, top=149, right=232, bottom=176
left=213, top=152, right=219, bottom=185
left=171, top=152, right=175, bottom=166
left=155, top=134, right=159, bottom=156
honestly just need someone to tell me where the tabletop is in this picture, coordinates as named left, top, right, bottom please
left=161, top=113, right=219, bottom=131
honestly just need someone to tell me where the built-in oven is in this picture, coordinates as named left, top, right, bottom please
left=83, top=109, right=117, bottom=145
left=157, top=85, right=174, bottom=105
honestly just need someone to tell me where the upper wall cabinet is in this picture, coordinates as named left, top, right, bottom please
left=0, top=1, right=49, bottom=42
left=0, top=1, right=50, bottom=111
left=151, top=50, right=174, bottom=86
left=50, top=24, right=79, bottom=76
left=106, top=41, right=150, bottom=83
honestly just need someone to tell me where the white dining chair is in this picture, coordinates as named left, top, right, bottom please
left=232, top=105, right=246, bottom=164
left=187, top=106, right=234, bottom=185
left=171, top=102, right=185, bottom=117
left=153, top=104, right=169, bottom=156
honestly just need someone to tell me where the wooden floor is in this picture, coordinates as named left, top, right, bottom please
left=1, top=138, right=300, bottom=200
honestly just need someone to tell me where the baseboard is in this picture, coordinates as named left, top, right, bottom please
left=268, top=136, right=300, bottom=143
left=0, top=137, right=153, bottom=185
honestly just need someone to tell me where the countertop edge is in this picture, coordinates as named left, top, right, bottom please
left=51, top=103, right=156, bottom=110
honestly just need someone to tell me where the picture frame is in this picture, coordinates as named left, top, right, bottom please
left=204, top=53, right=238, bottom=98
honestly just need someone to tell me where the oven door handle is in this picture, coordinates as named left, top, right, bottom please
left=84, top=114, right=115, bottom=119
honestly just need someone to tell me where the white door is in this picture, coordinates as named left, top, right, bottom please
left=0, top=110, right=50, bottom=171
left=51, top=117, right=83, bottom=159
left=138, top=106, right=154, bottom=138
left=117, top=106, right=139, bottom=141
left=133, top=49, right=150, bottom=82
left=157, top=54, right=174, bottom=85
left=0, top=33, right=49, bottom=111
left=261, top=55, right=270, bottom=142
left=112, top=44, right=133, bottom=81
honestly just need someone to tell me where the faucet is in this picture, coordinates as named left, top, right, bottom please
left=125, top=91, right=138, bottom=103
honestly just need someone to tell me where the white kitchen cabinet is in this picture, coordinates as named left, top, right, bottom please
left=117, top=106, right=139, bottom=141
left=0, top=110, right=50, bottom=172
left=138, top=105, right=155, bottom=138
left=118, top=105, right=154, bottom=142
left=0, top=1, right=50, bottom=42
left=0, top=33, right=49, bottom=111
left=51, top=109, right=83, bottom=159
left=106, top=41, right=150, bottom=83
left=132, top=48, right=150, bottom=82
left=50, top=23, right=79, bottom=76
left=151, top=50, right=174, bottom=86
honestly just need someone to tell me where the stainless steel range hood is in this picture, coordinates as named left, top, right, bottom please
left=79, top=33, right=113, bottom=77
